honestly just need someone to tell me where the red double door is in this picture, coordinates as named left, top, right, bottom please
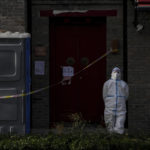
left=50, top=17, right=106, bottom=124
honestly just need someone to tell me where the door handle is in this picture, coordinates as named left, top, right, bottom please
left=80, top=57, right=89, bottom=66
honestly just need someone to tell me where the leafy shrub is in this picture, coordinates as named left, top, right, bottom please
left=0, top=113, right=150, bottom=150
left=0, top=131, right=150, bottom=150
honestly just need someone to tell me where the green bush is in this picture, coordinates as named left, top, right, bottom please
left=0, top=131, right=150, bottom=150
left=0, top=113, right=150, bottom=150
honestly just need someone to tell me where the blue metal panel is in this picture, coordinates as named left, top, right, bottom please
left=25, top=38, right=31, bottom=134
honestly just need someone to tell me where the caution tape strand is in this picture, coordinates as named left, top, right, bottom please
left=0, top=49, right=112, bottom=99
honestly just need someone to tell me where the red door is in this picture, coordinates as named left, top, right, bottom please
left=50, top=17, right=106, bottom=124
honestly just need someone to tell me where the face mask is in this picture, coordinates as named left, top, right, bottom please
left=111, top=72, right=120, bottom=80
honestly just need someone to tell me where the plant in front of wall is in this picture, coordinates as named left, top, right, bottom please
left=2, top=127, right=150, bottom=150
left=50, top=134, right=70, bottom=150
left=69, top=112, right=87, bottom=133
left=69, top=133, right=96, bottom=150
left=55, top=123, right=65, bottom=135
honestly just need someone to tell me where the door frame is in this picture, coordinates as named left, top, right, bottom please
left=40, top=10, right=117, bottom=17
left=40, top=10, right=117, bottom=127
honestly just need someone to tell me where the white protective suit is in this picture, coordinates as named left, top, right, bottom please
left=103, top=67, right=129, bottom=134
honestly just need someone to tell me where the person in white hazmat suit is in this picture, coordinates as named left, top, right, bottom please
left=103, top=67, right=129, bottom=134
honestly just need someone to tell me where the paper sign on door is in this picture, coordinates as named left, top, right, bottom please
left=62, top=66, right=74, bottom=85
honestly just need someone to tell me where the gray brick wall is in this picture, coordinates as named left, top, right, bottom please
left=31, top=5, right=50, bottom=128
left=0, top=0, right=26, bottom=32
left=31, top=0, right=123, bottom=128
left=107, top=5, right=123, bottom=79
left=128, top=0, right=150, bottom=133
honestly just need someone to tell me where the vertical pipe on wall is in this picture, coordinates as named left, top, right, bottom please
left=25, top=37, right=31, bottom=134
left=123, top=0, right=128, bottom=128
left=26, top=0, right=32, bottom=130
left=26, top=0, right=32, bottom=33
left=123, top=0, right=128, bottom=82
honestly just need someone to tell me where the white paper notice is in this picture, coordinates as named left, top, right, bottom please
left=62, top=66, right=74, bottom=77
left=35, top=61, right=45, bottom=75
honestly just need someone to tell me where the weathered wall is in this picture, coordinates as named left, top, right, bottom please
left=0, top=0, right=26, bottom=32
left=31, top=5, right=50, bottom=128
left=128, top=1, right=150, bottom=133
left=31, top=0, right=123, bottom=128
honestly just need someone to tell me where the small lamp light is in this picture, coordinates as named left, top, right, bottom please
left=136, top=24, right=144, bottom=32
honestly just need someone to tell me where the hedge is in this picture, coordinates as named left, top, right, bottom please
left=0, top=113, right=149, bottom=150
left=0, top=129, right=150, bottom=150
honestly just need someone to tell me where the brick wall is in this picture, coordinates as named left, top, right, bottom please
left=0, top=0, right=26, bottom=32
left=31, top=5, right=50, bottom=128
left=31, top=0, right=123, bottom=128
left=128, top=1, right=150, bottom=133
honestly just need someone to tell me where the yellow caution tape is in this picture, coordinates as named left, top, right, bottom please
left=0, top=86, right=50, bottom=99
left=0, top=49, right=112, bottom=99
left=74, top=49, right=112, bottom=76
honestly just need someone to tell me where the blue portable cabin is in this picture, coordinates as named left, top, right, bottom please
left=0, top=32, right=31, bottom=134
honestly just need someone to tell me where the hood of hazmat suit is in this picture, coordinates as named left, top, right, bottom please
left=103, top=67, right=129, bottom=134
left=111, top=67, right=121, bottom=80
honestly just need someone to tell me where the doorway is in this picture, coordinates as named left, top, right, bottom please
left=50, top=17, right=106, bottom=124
